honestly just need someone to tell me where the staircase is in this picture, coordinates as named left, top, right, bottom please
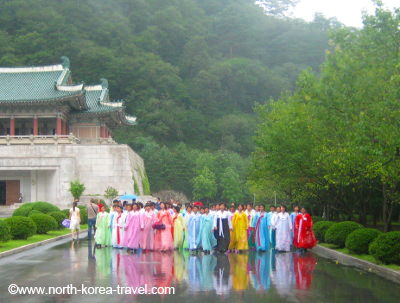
left=0, top=203, right=21, bottom=218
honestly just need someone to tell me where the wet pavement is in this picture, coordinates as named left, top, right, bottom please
left=0, top=238, right=399, bottom=303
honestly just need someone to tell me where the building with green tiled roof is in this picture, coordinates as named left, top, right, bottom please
left=0, top=58, right=146, bottom=208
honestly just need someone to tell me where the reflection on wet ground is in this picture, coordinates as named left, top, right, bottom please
left=0, top=239, right=399, bottom=303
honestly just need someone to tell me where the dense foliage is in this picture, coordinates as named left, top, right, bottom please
left=77, top=206, right=88, bottom=225
left=251, top=5, right=400, bottom=229
left=12, top=202, right=60, bottom=216
left=48, top=211, right=68, bottom=229
left=369, top=231, right=400, bottom=265
left=0, top=0, right=335, bottom=201
left=0, top=220, right=11, bottom=242
left=29, top=214, right=58, bottom=234
left=345, top=228, right=381, bottom=254
left=313, top=221, right=334, bottom=242
left=325, top=221, right=362, bottom=248
left=5, top=216, right=37, bottom=239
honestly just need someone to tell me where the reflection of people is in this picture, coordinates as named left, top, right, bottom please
left=230, top=253, right=249, bottom=291
left=293, top=253, right=316, bottom=290
left=199, top=254, right=216, bottom=291
left=271, top=253, right=295, bottom=297
left=69, top=201, right=81, bottom=240
left=213, top=254, right=232, bottom=295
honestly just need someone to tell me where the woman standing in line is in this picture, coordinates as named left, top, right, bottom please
left=295, top=207, right=317, bottom=252
left=140, top=203, right=155, bottom=251
left=232, top=204, right=249, bottom=252
left=94, top=204, right=111, bottom=247
left=275, top=205, right=292, bottom=252
left=213, top=203, right=232, bottom=253
left=111, top=205, right=125, bottom=248
left=182, top=204, right=193, bottom=250
left=173, top=206, right=185, bottom=249
left=124, top=203, right=142, bottom=253
left=69, top=201, right=81, bottom=241
left=154, top=202, right=174, bottom=251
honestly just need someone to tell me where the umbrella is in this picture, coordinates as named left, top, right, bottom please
left=119, top=194, right=137, bottom=200
left=193, top=201, right=204, bottom=207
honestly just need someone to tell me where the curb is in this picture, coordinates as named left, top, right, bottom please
left=312, top=245, right=400, bottom=284
left=0, top=229, right=88, bottom=259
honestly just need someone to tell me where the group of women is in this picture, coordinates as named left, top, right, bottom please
left=93, top=201, right=317, bottom=254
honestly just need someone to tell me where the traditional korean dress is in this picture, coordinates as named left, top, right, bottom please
left=245, top=209, right=256, bottom=249
left=140, top=209, right=155, bottom=250
left=183, top=211, right=193, bottom=250
left=200, top=213, right=217, bottom=251
left=123, top=210, right=141, bottom=250
left=228, top=211, right=236, bottom=250
left=232, top=211, right=249, bottom=250
left=269, top=211, right=277, bottom=249
left=173, top=212, right=185, bottom=249
left=275, top=212, right=292, bottom=252
left=255, top=211, right=270, bottom=251
left=290, top=211, right=299, bottom=247
left=95, top=211, right=112, bottom=246
left=295, top=213, right=317, bottom=249
left=213, top=210, right=232, bottom=252
left=111, top=212, right=125, bottom=248
left=154, top=210, right=174, bottom=251
left=188, top=212, right=201, bottom=250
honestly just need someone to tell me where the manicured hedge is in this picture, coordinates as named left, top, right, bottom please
left=5, top=216, right=37, bottom=239
left=0, top=220, right=11, bottom=242
left=12, top=203, right=34, bottom=217
left=29, top=214, right=58, bottom=234
left=313, top=221, right=334, bottom=242
left=345, top=228, right=381, bottom=254
left=369, top=231, right=400, bottom=265
left=61, top=209, right=70, bottom=218
left=325, top=221, right=362, bottom=248
left=48, top=211, right=67, bottom=229
left=77, top=205, right=88, bottom=224
left=13, top=202, right=60, bottom=217
left=28, top=210, right=43, bottom=217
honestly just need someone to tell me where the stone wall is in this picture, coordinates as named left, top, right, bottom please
left=0, top=144, right=145, bottom=208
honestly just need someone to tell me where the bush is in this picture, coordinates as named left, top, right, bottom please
left=48, top=211, right=67, bottom=229
left=369, top=231, right=400, bottom=265
left=313, top=221, right=335, bottom=242
left=0, top=220, right=11, bottom=242
left=28, top=210, right=43, bottom=217
left=31, top=201, right=60, bottom=214
left=345, top=228, right=381, bottom=254
left=29, top=214, right=58, bottom=234
left=325, top=221, right=362, bottom=248
left=312, top=216, right=324, bottom=224
left=12, top=203, right=34, bottom=217
left=61, top=209, right=70, bottom=218
left=5, top=216, right=37, bottom=239
left=77, top=205, right=87, bottom=225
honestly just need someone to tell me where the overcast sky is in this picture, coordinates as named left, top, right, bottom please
left=290, top=0, right=399, bottom=27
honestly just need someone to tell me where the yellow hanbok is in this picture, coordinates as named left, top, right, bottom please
left=173, top=213, right=185, bottom=249
left=232, top=211, right=249, bottom=250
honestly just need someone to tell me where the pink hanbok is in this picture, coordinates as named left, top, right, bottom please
left=140, top=210, right=155, bottom=250
left=122, top=211, right=141, bottom=249
left=154, top=210, right=174, bottom=251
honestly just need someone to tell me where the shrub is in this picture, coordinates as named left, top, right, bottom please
left=48, top=211, right=67, bottom=229
left=5, top=216, right=37, bottom=239
left=69, top=180, right=85, bottom=199
left=61, top=209, right=70, bottom=218
left=313, top=221, right=334, bottom=242
left=325, top=221, right=362, bottom=248
left=0, top=220, right=11, bottom=242
left=12, top=203, right=34, bottom=217
left=312, top=216, right=324, bottom=224
left=29, top=214, right=58, bottom=234
left=77, top=205, right=88, bottom=225
left=31, top=201, right=60, bottom=214
left=345, top=228, right=381, bottom=254
left=28, top=210, right=43, bottom=217
left=369, top=231, right=400, bottom=265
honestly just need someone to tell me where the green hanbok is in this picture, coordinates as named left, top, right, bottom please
left=95, top=211, right=112, bottom=246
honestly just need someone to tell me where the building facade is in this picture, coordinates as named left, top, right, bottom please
left=0, top=57, right=146, bottom=208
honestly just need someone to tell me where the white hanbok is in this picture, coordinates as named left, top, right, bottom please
left=275, top=212, right=292, bottom=251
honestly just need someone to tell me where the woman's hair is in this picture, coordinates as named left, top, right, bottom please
left=137, top=202, right=143, bottom=209
left=160, top=202, right=166, bottom=209
left=281, top=205, right=287, bottom=212
left=174, top=206, right=181, bottom=213
left=238, top=204, right=245, bottom=209
left=73, top=201, right=77, bottom=211
left=220, top=203, right=226, bottom=208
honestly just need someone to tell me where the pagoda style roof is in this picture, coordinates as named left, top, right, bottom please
left=0, top=57, right=136, bottom=126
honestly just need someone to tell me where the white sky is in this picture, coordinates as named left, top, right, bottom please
left=291, top=0, right=399, bottom=27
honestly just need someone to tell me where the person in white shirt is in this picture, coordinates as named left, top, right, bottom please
left=213, top=203, right=233, bottom=253
left=275, top=205, right=292, bottom=252
left=270, top=206, right=280, bottom=249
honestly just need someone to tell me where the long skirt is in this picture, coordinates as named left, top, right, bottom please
left=214, top=218, right=230, bottom=252
left=247, top=227, right=256, bottom=249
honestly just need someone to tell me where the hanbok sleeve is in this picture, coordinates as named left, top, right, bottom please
left=213, top=213, right=218, bottom=229
left=228, top=214, right=233, bottom=229
left=288, top=214, right=293, bottom=231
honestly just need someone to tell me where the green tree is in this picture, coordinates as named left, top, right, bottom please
left=221, top=167, right=244, bottom=202
left=192, top=167, right=217, bottom=201
left=69, top=180, right=86, bottom=201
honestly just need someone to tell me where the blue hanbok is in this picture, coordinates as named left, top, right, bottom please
left=255, top=212, right=270, bottom=251
left=200, top=213, right=217, bottom=251
left=188, top=213, right=201, bottom=250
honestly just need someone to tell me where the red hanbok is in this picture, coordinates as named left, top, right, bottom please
left=294, top=213, right=317, bottom=249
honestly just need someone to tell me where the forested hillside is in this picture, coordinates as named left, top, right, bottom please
left=0, top=0, right=338, bottom=201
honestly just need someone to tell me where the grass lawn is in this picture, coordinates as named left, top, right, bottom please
left=0, top=224, right=88, bottom=253
left=319, top=243, right=400, bottom=271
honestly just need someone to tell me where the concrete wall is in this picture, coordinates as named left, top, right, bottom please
left=0, top=144, right=145, bottom=208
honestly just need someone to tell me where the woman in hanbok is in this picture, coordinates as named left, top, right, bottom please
left=245, top=203, right=256, bottom=250
left=120, top=203, right=132, bottom=249
left=270, top=206, right=280, bottom=249
left=111, top=205, right=125, bottom=248
left=295, top=207, right=317, bottom=251
left=275, top=205, right=292, bottom=252
left=290, top=206, right=300, bottom=248
left=140, top=203, right=155, bottom=251
left=154, top=202, right=174, bottom=251
left=95, top=204, right=112, bottom=247
left=200, top=206, right=217, bottom=253
left=255, top=205, right=270, bottom=252
left=173, top=206, right=185, bottom=249
left=124, top=203, right=142, bottom=252
left=213, top=203, right=232, bottom=253
left=228, top=204, right=236, bottom=251
left=232, top=204, right=249, bottom=252
left=188, top=205, right=202, bottom=251
left=183, top=205, right=193, bottom=250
